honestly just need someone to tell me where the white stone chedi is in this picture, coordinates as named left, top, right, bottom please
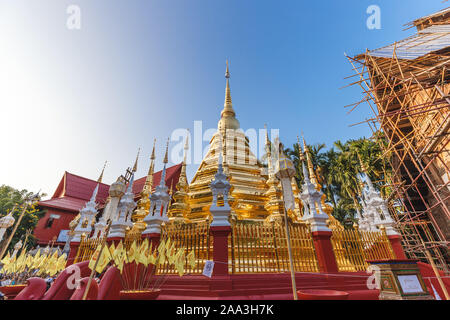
left=209, top=148, right=232, bottom=227
left=298, top=140, right=330, bottom=232
left=72, top=184, right=100, bottom=242
left=109, top=174, right=136, bottom=238
left=143, top=143, right=170, bottom=235
left=93, top=176, right=127, bottom=238
left=358, top=172, right=398, bottom=236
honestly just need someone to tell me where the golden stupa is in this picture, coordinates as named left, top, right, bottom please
left=173, top=62, right=303, bottom=223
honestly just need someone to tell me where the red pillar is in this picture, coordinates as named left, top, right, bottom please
left=210, top=226, right=230, bottom=277
left=209, top=226, right=232, bottom=291
left=66, top=242, right=80, bottom=267
left=311, top=231, right=338, bottom=273
left=388, top=235, right=407, bottom=260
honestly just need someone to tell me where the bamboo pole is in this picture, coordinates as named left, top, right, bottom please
left=281, top=207, right=298, bottom=300
left=424, top=249, right=449, bottom=300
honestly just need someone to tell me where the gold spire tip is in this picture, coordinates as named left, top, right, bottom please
left=225, top=59, right=230, bottom=78
left=151, top=139, right=156, bottom=160
left=133, top=147, right=140, bottom=172
left=163, top=138, right=169, bottom=164
left=97, top=161, right=107, bottom=183
left=184, top=130, right=189, bottom=151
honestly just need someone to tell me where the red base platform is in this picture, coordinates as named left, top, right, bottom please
left=154, top=272, right=379, bottom=300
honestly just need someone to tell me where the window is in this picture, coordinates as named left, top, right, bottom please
left=45, top=217, right=55, bottom=228
left=45, top=214, right=60, bottom=229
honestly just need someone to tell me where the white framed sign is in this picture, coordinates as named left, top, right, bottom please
left=397, top=275, right=423, bottom=294
left=202, top=260, right=214, bottom=278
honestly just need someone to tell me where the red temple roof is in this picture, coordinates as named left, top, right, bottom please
left=38, top=164, right=182, bottom=213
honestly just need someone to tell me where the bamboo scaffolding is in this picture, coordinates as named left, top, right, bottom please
left=345, top=19, right=450, bottom=271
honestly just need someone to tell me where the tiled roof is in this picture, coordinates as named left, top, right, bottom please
left=38, top=196, right=90, bottom=212
left=39, top=163, right=182, bottom=213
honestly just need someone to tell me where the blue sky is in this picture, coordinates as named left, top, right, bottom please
left=0, top=0, right=446, bottom=196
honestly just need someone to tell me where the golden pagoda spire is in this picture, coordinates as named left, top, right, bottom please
left=163, top=138, right=169, bottom=164
left=302, top=136, right=318, bottom=187
left=97, top=161, right=107, bottom=183
left=143, top=139, right=157, bottom=192
left=265, top=124, right=271, bottom=154
left=264, top=124, right=274, bottom=176
left=297, top=136, right=304, bottom=162
left=218, top=60, right=240, bottom=132
left=168, top=133, right=191, bottom=223
left=133, top=147, right=141, bottom=173
left=131, top=142, right=155, bottom=232
left=225, top=60, right=232, bottom=107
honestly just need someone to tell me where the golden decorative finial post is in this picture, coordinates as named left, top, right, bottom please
left=163, top=138, right=169, bottom=164
left=97, top=161, right=107, bottom=183
left=133, top=148, right=141, bottom=173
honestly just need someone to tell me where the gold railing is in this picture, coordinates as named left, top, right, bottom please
left=124, top=230, right=142, bottom=250
left=74, top=235, right=107, bottom=263
left=157, top=221, right=212, bottom=274
left=331, top=228, right=395, bottom=272
left=229, top=221, right=319, bottom=273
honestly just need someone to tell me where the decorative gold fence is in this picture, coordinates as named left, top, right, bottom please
left=124, top=230, right=142, bottom=250
left=229, top=221, right=319, bottom=273
left=74, top=235, right=106, bottom=263
left=157, top=221, right=212, bottom=274
left=331, top=228, right=395, bottom=272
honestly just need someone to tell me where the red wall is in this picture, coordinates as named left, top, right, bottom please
left=33, top=208, right=76, bottom=245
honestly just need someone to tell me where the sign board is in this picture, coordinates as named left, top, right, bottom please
left=202, top=260, right=214, bottom=278
left=397, top=275, right=423, bottom=294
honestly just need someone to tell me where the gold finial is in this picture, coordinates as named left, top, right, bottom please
left=264, top=124, right=272, bottom=155
left=297, top=136, right=304, bottom=162
left=97, top=161, right=107, bottom=183
left=302, top=135, right=318, bottom=186
left=151, top=139, right=156, bottom=161
left=183, top=130, right=189, bottom=164
left=224, top=63, right=232, bottom=107
left=163, top=138, right=169, bottom=164
left=218, top=59, right=239, bottom=132
left=133, top=147, right=141, bottom=173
